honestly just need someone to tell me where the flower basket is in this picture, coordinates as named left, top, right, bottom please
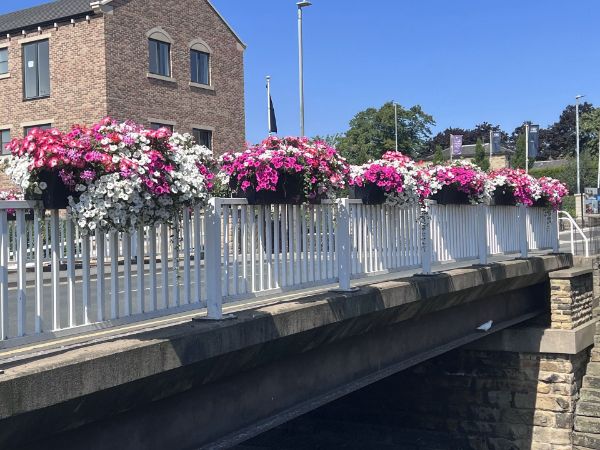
left=28, top=170, right=78, bottom=210
left=349, top=184, right=387, bottom=205
left=490, top=187, right=517, bottom=206
left=430, top=185, right=470, bottom=205
left=234, top=173, right=318, bottom=205
left=532, top=198, right=550, bottom=208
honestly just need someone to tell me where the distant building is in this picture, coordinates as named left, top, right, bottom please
left=427, top=143, right=513, bottom=170
left=0, top=0, right=246, bottom=189
left=531, top=159, right=569, bottom=171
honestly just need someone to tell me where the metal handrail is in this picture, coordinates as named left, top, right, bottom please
left=558, top=210, right=589, bottom=257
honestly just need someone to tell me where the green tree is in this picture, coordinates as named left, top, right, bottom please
left=581, top=109, right=600, bottom=157
left=312, top=133, right=345, bottom=149
left=472, top=138, right=489, bottom=171
left=511, top=134, right=534, bottom=170
left=432, top=144, right=445, bottom=164
left=337, top=101, right=435, bottom=164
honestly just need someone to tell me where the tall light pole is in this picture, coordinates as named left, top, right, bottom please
left=394, top=102, right=398, bottom=152
left=297, top=1, right=311, bottom=137
left=525, top=122, right=530, bottom=174
left=576, top=94, right=584, bottom=196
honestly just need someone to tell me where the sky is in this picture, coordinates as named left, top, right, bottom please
left=2, top=0, right=600, bottom=144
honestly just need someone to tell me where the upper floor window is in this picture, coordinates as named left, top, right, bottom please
left=23, top=40, right=50, bottom=99
left=190, top=39, right=212, bottom=86
left=24, top=123, right=51, bottom=135
left=193, top=128, right=212, bottom=150
left=150, top=122, right=173, bottom=132
left=0, top=129, right=10, bottom=154
left=0, top=48, right=8, bottom=75
left=147, top=28, right=173, bottom=78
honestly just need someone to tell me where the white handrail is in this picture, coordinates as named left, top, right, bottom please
left=558, top=210, right=589, bottom=257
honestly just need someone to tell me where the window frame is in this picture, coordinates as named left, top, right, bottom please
left=0, top=47, right=8, bottom=76
left=0, top=129, right=10, bottom=155
left=24, top=123, right=52, bottom=136
left=148, top=38, right=171, bottom=78
left=192, top=128, right=213, bottom=150
left=22, top=39, right=50, bottom=100
left=190, top=49, right=210, bottom=86
left=149, top=122, right=174, bottom=132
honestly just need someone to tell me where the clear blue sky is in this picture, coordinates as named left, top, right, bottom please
left=3, top=1, right=599, bottom=144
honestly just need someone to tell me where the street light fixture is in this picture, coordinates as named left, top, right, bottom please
left=576, top=94, right=585, bottom=196
left=297, top=1, right=312, bottom=136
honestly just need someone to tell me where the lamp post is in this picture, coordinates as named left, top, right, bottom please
left=576, top=95, right=584, bottom=196
left=394, top=102, right=398, bottom=152
left=297, top=1, right=312, bottom=137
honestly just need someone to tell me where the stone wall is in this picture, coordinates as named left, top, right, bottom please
left=550, top=267, right=595, bottom=330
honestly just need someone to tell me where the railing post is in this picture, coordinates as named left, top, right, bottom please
left=336, top=198, right=353, bottom=291
left=552, top=210, right=559, bottom=253
left=204, top=197, right=224, bottom=319
left=421, top=210, right=433, bottom=275
left=519, top=205, right=528, bottom=258
left=478, top=204, right=488, bottom=265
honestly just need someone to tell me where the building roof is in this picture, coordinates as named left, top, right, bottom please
left=0, top=0, right=246, bottom=47
left=0, top=0, right=93, bottom=34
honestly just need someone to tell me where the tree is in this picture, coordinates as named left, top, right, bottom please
left=472, top=138, right=489, bottom=171
left=581, top=109, right=600, bottom=156
left=337, top=102, right=435, bottom=164
left=511, top=134, right=534, bottom=170
left=312, top=133, right=345, bottom=149
left=432, top=144, right=445, bottom=164
left=538, top=102, right=595, bottom=159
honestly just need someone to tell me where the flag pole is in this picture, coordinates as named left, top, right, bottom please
left=266, top=76, right=272, bottom=136
left=450, top=134, right=453, bottom=162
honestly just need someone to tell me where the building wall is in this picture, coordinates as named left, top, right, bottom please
left=103, top=0, right=246, bottom=155
left=0, top=16, right=108, bottom=137
left=0, top=15, right=108, bottom=189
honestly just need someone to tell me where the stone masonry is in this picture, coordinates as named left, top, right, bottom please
left=550, top=268, right=595, bottom=330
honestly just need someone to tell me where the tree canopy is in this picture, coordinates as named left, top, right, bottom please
left=336, top=102, right=435, bottom=164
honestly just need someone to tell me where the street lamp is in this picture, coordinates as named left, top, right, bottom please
left=576, top=94, right=585, bottom=196
left=297, top=1, right=312, bottom=136
left=393, top=102, right=398, bottom=152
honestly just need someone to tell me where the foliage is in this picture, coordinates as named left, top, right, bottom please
left=432, top=144, right=445, bottom=164
left=538, top=102, right=596, bottom=159
left=427, top=123, right=508, bottom=155
left=511, top=134, right=534, bottom=170
left=336, top=102, right=435, bottom=164
left=472, top=138, right=489, bottom=171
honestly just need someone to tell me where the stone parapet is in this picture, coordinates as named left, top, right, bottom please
left=550, top=267, right=594, bottom=330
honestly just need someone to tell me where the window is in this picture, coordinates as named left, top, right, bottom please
left=24, top=123, right=51, bottom=135
left=193, top=128, right=212, bottom=149
left=190, top=50, right=210, bottom=85
left=0, top=129, right=10, bottom=154
left=23, top=40, right=50, bottom=99
left=149, top=39, right=170, bottom=77
left=150, top=122, right=174, bottom=132
left=0, top=48, right=8, bottom=75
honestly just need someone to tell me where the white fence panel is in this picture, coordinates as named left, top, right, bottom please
left=487, top=206, right=521, bottom=256
left=527, top=208, right=555, bottom=251
left=429, top=204, right=479, bottom=263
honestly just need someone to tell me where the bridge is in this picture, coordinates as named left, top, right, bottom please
left=2, top=200, right=600, bottom=448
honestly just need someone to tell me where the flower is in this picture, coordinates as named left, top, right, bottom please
left=487, top=168, right=543, bottom=207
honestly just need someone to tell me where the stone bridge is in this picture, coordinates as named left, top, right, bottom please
left=2, top=253, right=600, bottom=449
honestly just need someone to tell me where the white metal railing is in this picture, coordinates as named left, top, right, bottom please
left=558, top=210, right=589, bottom=257
left=0, top=199, right=558, bottom=348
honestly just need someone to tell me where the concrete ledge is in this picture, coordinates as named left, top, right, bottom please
left=549, top=266, right=593, bottom=279
left=467, top=318, right=597, bottom=354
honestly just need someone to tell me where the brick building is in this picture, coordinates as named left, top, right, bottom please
left=0, top=0, right=246, bottom=188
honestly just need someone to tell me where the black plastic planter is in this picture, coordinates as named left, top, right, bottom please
left=349, top=184, right=387, bottom=205
left=430, top=185, right=470, bottom=205
left=234, top=173, right=317, bottom=205
left=26, top=171, right=78, bottom=210
left=490, top=188, right=517, bottom=206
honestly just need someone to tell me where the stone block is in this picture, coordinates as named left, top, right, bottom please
left=531, top=426, right=572, bottom=445
left=573, top=431, right=600, bottom=448
left=579, top=388, right=600, bottom=404
left=575, top=416, right=600, bottom=434
left=577, top=401, right=600, bottom=418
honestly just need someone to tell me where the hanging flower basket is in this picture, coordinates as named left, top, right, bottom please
left=430, top=185, right=471, bottom=205
left=349, top=184, right=387, bottom=205
left=31, top=170, right=79, bottom=210
left=234, top=173, right=317, bottom=205
left=489, top=187, right=517, bottom=206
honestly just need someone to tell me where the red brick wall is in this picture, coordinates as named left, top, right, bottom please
left=0, top=16, right=108, bottom=189
left=104, top=0, right=246, bottom=155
